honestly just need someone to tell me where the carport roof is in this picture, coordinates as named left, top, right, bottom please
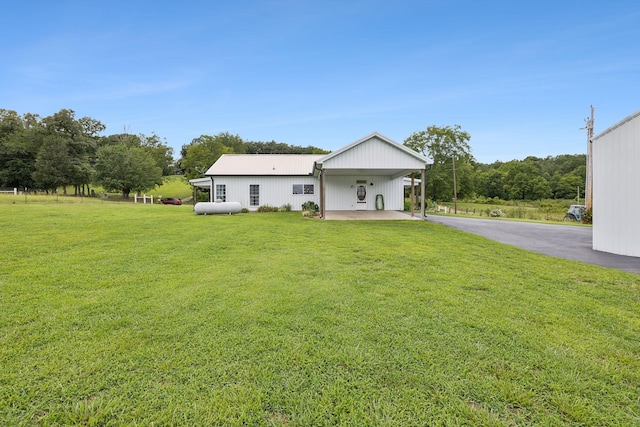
left=313, top=132, right=429, bottom=178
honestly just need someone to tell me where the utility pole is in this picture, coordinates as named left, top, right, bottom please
left=585, top=105, right=594, bottom=210
left=452, top=156, right=458, bottom=214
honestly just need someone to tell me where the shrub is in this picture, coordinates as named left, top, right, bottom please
left=241, top=208, right=249, bottom=213
left=582, top=207, right=593, bottom=224
left=301, top=200, right=319, bottom=217
left=279, top=203, right=292, bottom=212
left=301, top=201, right=318, bottom=212
left=257, top=205, right=279, bottom=212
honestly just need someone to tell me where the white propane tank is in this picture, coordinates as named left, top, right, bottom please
left=194, top=200, right=242, bottom=215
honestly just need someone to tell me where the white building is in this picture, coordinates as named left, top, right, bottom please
left=592, top=109, right=640, bottom=257
left=191, top=132, right=429, bottom=217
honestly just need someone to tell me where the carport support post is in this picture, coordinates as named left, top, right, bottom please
left=209, top=177, right=214, bottom=202
left=410, top=173, right=415, bottom=217
left=319, top=169, right=325, bottom=218
left=420, top=169, right=426, bottom=219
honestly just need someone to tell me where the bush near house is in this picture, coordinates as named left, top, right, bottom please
left=301, top=200, right=319, bottom=217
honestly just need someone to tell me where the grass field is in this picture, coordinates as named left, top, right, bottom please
left=1, top=204, right=639, bottom=426
left=0, top=175, right=193, bottom=205
left=431, top=200, right=581, bottom=223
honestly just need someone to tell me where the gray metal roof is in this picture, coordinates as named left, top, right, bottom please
left=593, top=109, right=640, bottom=141
left=205, top=154, right=324, bottom=176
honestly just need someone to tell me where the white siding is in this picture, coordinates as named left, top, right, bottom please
left=322, top=136, right=426, bottom=170
left=592, top=111, right=640, bottom=257
left=325, top=175, right=405, bottom=211
left=211, top=176, right=320, bottom=211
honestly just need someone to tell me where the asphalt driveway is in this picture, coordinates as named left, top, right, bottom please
left=425, top=215, right=640, bottom=275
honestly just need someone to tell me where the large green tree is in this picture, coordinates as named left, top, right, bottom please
left=94, top=144, right=163, bottom=198
left=32, top=136, right=73, bottom=192
left=36, top=109, right=105, bottom=193
left=101, top=133, right=174, bottom=176
left=0, top=110, right=36, bottom=189
left=180, top=133, right=239, bottom=180
left=32, top=109, right=104, bottom=194
left=404, top=125, right=474, bottom=202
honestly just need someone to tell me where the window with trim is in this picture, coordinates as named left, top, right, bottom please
left=215, top=184, right=226, bottom=202
left=249, top=184, right=259, bottom=206
left=293, top=184, right=314, bottom=195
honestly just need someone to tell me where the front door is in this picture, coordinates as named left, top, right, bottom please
left=355, top=180, right=367, bottom=210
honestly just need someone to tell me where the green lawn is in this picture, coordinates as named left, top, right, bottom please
left=1, top=204, right=638, bottom=426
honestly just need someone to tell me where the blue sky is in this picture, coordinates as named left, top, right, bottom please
left=2, top=1, right=639, bottom=163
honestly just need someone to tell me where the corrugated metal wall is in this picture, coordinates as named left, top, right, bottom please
left=592, top=112, right=640, bottom=257
left=213, top=176, right=320, bottom=211
left=325, top=175, right=404, bottom=210
left=322, top=136, right=426, bottom=170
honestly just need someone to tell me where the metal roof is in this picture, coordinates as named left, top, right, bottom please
left=593, top=108, right=640, bottom=141
left=205, top=154, right=324, bottom=176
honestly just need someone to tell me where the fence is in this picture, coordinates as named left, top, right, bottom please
left=0, top=188, right=18, bottom=195
left=134, top=194, right=154, bottom=204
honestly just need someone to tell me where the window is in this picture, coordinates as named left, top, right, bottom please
left=215, top=184, right=226, bottom=202
left=249, top=184, right=259, bottom=206
left=293, top=184, right=314, bottom=195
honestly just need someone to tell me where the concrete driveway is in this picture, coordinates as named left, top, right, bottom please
left=426, top=215, right=640, bottom=275
left=324, top=211, right=421, bottom=220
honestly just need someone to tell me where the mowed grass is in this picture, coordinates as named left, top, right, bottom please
left=1, top=204, right=639, bottom=426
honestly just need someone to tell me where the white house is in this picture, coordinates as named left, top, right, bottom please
left=592, top=109, right=640, bottom=257
left=191, top=132, right=429, bottom=218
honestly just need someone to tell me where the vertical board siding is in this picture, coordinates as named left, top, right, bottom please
left=322, top=136, right=425, bottom=170
left=593, top=113, right=640, bottom=257
left=325, top=175, right=404, bottom=210
left=213, top=176, right=320, bottom=211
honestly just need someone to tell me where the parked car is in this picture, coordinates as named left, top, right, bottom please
left=161, top=197, right=182, bottom=205
left=563, top=204, right=585, bottom=222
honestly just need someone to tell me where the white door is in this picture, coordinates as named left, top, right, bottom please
left=355, top=180, right=367, bottom=210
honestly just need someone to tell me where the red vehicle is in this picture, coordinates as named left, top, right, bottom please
left=161, top=197, right=182, bottom=205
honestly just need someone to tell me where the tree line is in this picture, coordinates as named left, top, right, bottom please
left=0, top=109, right=173, bottom=198
left=180, top=126, right=585, bottom=203
left=1, top=109, right=585, bottom=202
left=0, top=109, right=328, bottom=197
left=404, top=125, right=586, bottom=203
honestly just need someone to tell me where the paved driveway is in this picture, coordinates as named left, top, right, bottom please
left=426, top=215, right=640, bottom=275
